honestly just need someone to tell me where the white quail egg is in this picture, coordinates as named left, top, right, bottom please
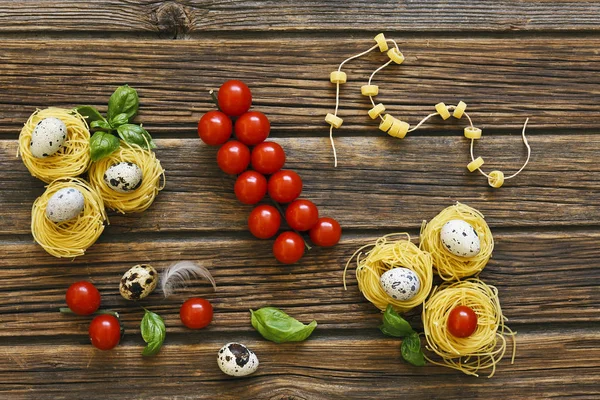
left=217, top=342, right=259, bottom=377
left=119, top=264, right=158, bottom=301
left=440, top=219, right=481, bottom=258
left=379, top=267, right=421, bottom=301
left=45, top=187, right=85, bottom=223
left=104, top=162, right=143, bottom=193
left=30, top=117, right=67, bottom=158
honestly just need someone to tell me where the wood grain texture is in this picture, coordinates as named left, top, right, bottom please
left=0, top=1, right=599, bottom=34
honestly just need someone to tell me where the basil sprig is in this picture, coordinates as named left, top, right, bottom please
left=76, top=85, right=156, bottom=162
left=250, top=307, right=317, bottom=343
left=140, top=309, right=166, bottom=356
left=380, top=305, right=426, bottom=367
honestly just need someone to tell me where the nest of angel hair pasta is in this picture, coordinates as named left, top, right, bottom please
left=422, top=279, right=515, bottom=378
left=88, top=141, right=165, bottom=214
left=18, top=108, right=91, bottom=183
left=344, top=233, right=433, bottom=313
left=31, top=177, right=107, bottom=258
left=420, top=202, right=493, bottom=281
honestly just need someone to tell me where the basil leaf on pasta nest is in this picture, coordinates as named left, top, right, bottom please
left=117, top=124, right=156, bottom=149
left=250, top=307, right=317, bottom=343
left=90, top=119, right=112, bottom=132
left=107, top=85, right=139, bottom=122
left=90, top=131, right=120, bottom=162
left=401, top=332, right=426, bottom=367
left=76, top=105, right=106, bottom=126
left=140, top=309, right=166, bottom=356
left=379, top=304, right=415, bottom=338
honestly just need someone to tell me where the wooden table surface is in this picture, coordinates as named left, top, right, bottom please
left=1, top=1, right=600, bottom=399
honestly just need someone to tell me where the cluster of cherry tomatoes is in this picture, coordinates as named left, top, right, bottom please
left=198, top=80, right=341, bottom=264
left=65, top=281, right=214, bottom=351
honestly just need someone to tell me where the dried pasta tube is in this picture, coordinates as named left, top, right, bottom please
left=488, top=170, right=505, bottom=188
left=361, top=85, right=379, bottom=96
left=330, top=71, right=347, bottom=84
left=379, top=114, right=394, bottom=132
left=467, top=157, right=484, bottom=172
left=325, top=113, right=343, bottom=129
left=374, top=33, right=389, bottom=52
left=387, top=119, right=410, bottom=139
left=387, top=48, right=404, bottom=64
left=464, top=126, right=482, bottom=139
left=435, top=102, right=451, bottom=120
left=453, top=101, right=467, bottom=119
left=368, top=103, right=386, bottom=119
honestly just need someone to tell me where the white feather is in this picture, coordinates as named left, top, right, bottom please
left=160, top=261, right=217, bottom=298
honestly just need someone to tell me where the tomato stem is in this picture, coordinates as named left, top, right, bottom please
left=209, top=90, right=221, bottom=111
left=271, top=199, right=312, bottom=251
left=59, top=307, right=120, bottom=318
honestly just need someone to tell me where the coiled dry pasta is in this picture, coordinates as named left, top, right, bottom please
left=344, top=233, right=433, bottom=313
left=18, top=108, right=91, bottom=183
left=88, top=141, right=165, bottom=214
left=422, top=279, right=516, bottom=377
left=420, top=203, right=493, bottom=281
left=31, top=177, right=107, bottom=258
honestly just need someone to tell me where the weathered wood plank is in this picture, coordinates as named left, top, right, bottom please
left=0, top=231, right=598, bottom=337
left=2, top=134, right=600, bottom=235
left=0, top=38, right=599, bottom=136
left=0, top=331, right=598, bottom=399
left=0, top=1, right=599, bottom=35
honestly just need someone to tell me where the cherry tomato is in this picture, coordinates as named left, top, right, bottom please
left=309, top=217, right=341, bottom=247
left=251, top=141, right=286, bottom=175
left=180, top=297, right=214, bottom=330
left=447, top=305, right=478, bottom=338
left=234, top=111, right=270, bottom=146
left=273, top=231, right=305, bottom=264
left=285, top=199, right=319, bottom=231
left=217, top=80, right=252, bottom=117
left=198, top=110, right=232, bottom=146
left=248, top=205, right=281, bottom=239
left=89, top=315, right=121, bottom=350
left=234, top=171, right=267, bottom=204
left=268, top=170, right=302, bottom=203
left=216, top=140, right=250, bottom=175
left=65, top=281, right=101, bottom=316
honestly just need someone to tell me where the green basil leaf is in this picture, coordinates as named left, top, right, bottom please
left=379, top=304, right=415, bottom=338
left=110, top=112, right=129, bottom=128
left=75, top=105, right=106, bottom=126
left=140, top=309, right=166, bottom=357
left=90, top=119, right=112, bottom=131
left=117, top=124, right=156, bottom=149
left=250, top=307, right=317, bottom=343
left=401, top=332, right=426, bottom=367
left=89, top=131, right=120, bottom=162
left=107, top=85, right=139, bottom=122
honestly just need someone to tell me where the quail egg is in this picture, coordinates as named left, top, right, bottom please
left=45, top=187, right=85, bottom=223
left=30, top=117, right=67, bottom=158
left=104, top=162, right=143, bottom=193
left=440, top=219, right=481, bottom=258
left=119, top=264, right=158, bottom=301
left=217, top=342, right=259, bottom=377
left=379, top=267, right=421, bottom=301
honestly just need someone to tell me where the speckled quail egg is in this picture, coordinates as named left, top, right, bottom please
left=217, top=342, right=259, bottom=377
left=119, top=264, right=158, bottom=301
left=440, top=219, right=481, bottom=258
left=45, top=187, right=85, bottom=223
left=30, top=117, right=67, bottom=158
left=104, top=162, right=143, bottom=193
left=379, top=267, right=421, bottom=301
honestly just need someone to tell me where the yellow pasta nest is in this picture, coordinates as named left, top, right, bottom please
left=344, top=233, right=433, bottom=313
left=422, top=279, right=515, bottom=377
left=18, top=108, right=91, bottom=183
left=420, top=203, right=493, bottom=281
left=31, top=177, right=107, bottom=258
left=88, top=141, right=165, bottom=214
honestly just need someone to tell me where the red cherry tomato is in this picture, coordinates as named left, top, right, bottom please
left=217, top=80, right=252, bottom=117
left=273, top=231, right=305, bottom=264
left=268, top=170, right=302, bottom=203
left=285, top=199, right=319, bottom=231
left=180, top=297, right=214, bottom=330
left=235, top=111, right=270, bottom=146
left=248, top=205, right=281, bottom=239
left=89, top=315, right=121, bottom=350
left=216, top=140, right=250, bottom=175
left=447, top=305, right=478, bottom=338
left=234, top=171, right=267, bottom=205
left=251, top=141, right=286, bottom=175
left=309, top=217, right=341, bottom=247
left=65, top=281, right=101, bottom=316
left=198, top=111, right=232, bottom=146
